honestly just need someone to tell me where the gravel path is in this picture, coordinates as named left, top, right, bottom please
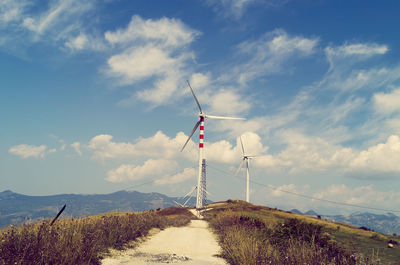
left=101, top=219, right=227, bottom=265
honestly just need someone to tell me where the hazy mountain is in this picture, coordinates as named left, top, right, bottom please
left=289, top=209, right=303, bottom=214
left=0, top=190, right=206, bottom=227
left=304, top=210, right=319, bottom=216
left=288, top=208, right=400, bottom=235
left=4, top=189, right=399, bottom=235
left=322, top=212, right=400, bottom=235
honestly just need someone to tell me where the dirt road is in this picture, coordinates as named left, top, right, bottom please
left=101, top=219, right=227, bottom=265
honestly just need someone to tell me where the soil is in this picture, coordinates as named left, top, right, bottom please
left=101, top=218, right=227, bottom=265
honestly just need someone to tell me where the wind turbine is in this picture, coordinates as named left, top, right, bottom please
left=235, top=136, right=258, bottom=203
left=181, top=80, right=244, bottom=209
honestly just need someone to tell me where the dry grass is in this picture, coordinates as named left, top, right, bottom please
left=0, top=207, right=193, bottom=265
left=205, top=202, right=384, bottom=265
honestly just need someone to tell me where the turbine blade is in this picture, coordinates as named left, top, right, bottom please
left=181, top=119, right=201, bottom=152
left=183, top=195, right=193, bottom=207
left=240, top=136, right=245, bottom=155
left=183, top=186, right=197, bottom=206
left=205, top=115, right=245, bottom=120
left=204, top=189, right=213, bottom=197
left=182, top=186, right=197, bottom=199
left=187, top=80, right=202, bottom=113
left=173, top=200, right=184, bottom=207
left=234, top=159, right=245, bottom=176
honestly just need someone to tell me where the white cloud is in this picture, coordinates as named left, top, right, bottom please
left=106, top=159, right=178, bottom=183
left=269, top=183, right=310, bottom=197
left=88, top=134, right=137, bottom=160
left=267, top=31, right=317, bottom=56
left=71, top=142, right=82, bottom=156
left=208, top=89, right=250, bottom=115
left=9, top=144, right=51, bottom=159
left=22, top=0, right=93, bottom=36
left=88, top=131, right=196, bottom=162
left=263, top=183, right=400, bottom=214
left=184, top=73, right=251, bottom=116
left=236, top=39, right=399, bottom=158
left=107, top=45, right=178, bottom=84
left=234, top=29, right=318, bottom=85
left=64, top=32, right=108, bottom=52
left=324, top=43, right=389, bottom=73
left=255, top=132, right=400, bottom=177
left=133, top=131, right=196, bottom=160
left=87, top=130, right=272, bottom=166
left=324, top=67, right=400, bottom=93
left=349, top=135, right=400, bottom=174
left=0, top=0, right=96, bottom=54
left=314, top=184, right=400, bottom=208
left=105, top=15, right=199, bottom=48
left=65, top=32, right=88, bottom=50
left=64, top=32, right=106, bottom=52
left=204, top=131, right=268, bottom=164
left=104, top=15, right=200, bottom=106
left=207, top=0, right=256, bottom=19
left=385, top=119, right=400, bottom=134
left=273, top=130, right=348, bottom=173
left=154, top=167, right=196, bottom=185
left=374, top=88, right=400, bottom=114
left=49, top=134, right=66, bottom=151
left=189, top=73, right=211, bottom=89
left=136, top=70, right=182, bottom=105
left=326, top=43, right=388, bottom=60
left=0, top=0, right=27, bottom=24
left=206, top=0, right=287, bottom=19
left=48, top=148, right=57, bottom=154
left=241, top=129, right=400, bottom=176
left=87, top=128, right=400, bottom=179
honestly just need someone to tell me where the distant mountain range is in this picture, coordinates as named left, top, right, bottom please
left=0, top=190, right=205, bottom=227
left=290, top=209, right=400, bottom=235
left=3, top=189, right=399, bottom=235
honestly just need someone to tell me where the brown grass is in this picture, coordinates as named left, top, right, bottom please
left=205, top=202, right=383, bottom=265
left=0, top=207, right=194, bottom=265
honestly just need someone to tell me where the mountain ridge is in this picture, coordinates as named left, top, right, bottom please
left=289, top=208, right=400, bottom=235
left=0, top=189, right=204, bottom=227
left=2, top=190, right=400, bottom=235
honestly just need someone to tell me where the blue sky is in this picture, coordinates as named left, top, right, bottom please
left=2, top=0, right=400, bottom=214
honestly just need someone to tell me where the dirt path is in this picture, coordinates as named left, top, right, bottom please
left=101, top=219, right=227, bottom=265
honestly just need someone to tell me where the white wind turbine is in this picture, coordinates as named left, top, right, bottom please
left=181, top=81, right=245, bottom=209
left=235, top=136, right=258, bottom=203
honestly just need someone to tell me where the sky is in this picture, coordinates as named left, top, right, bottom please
left=1, top=0, right=400, bottom=215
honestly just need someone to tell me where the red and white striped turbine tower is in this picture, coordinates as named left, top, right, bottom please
left=181, top=81, right=244, bottom=209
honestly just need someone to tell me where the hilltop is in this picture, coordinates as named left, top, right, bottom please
left=204, top=201, right=400, bottom=264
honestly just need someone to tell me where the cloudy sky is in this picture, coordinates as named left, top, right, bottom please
left=2, top=0, right=400, bottom=215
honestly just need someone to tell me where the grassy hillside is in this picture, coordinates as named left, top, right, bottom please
left=2, top=200, right=399, bottom=265
left=204, top=201, right=400, bottom=265
left=0, top=207, right=194, bottom=265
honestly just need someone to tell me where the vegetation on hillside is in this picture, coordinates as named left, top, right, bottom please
left=204, top=201, right=400, bottom=265
left=0, top=207, right=193, bottom=265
